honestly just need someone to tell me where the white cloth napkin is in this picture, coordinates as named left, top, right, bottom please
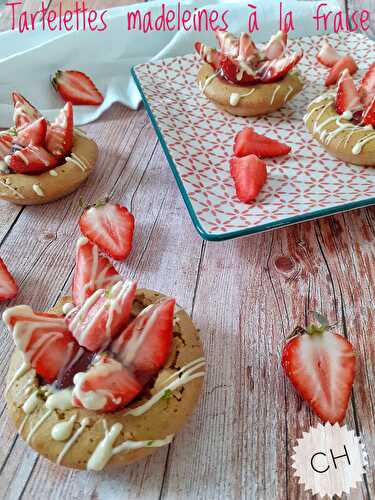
left=0, top=0, right=341, bottom=126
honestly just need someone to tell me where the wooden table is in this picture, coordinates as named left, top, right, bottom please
left=0, top=1, right=374, bottom=499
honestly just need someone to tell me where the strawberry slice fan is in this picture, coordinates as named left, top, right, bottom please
left=3, top=256, right=175, bottom=413
left=195, top=29, right=304, bottom=117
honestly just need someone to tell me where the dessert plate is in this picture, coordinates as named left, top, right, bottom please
left=132, top=32, right=375, bottom=241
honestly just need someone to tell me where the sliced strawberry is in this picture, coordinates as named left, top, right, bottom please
left=229, top=155, right=267, bottom=203
left=264, top=30, right=288, bottom=60
left=317, top=42, right=340, bottom=68
left=0, top=258, right=17, bottom=301
left=194, top=42, right=221, bottom=71
left=45, top=102, right=73, bottom=157
left=233, top=127, right=291, bottom=158
left=66, top=280, right=136, bottom=352
left=282, top=318, right=356, bottom=424
left=325, top=55, right=358, bottom=87
left=0, top=133, right=13, bottom=160
left=79, top=202, right=135, bottom=261
left=12, top=92, right=42, bottom=129
left=359, top=62, right=375, bottom=108
left=112, top=298, right=175, bottom=380
left=215, top=31, right=239, bottom=57
left=259, top=50, right=304, bottom=83
left=72, top=237, right=121, bottom=306
left=51, top=70, right=104, bottom=106
left=72, top=355, right=142, bottom=412
left=361, top=97, right=375, bottom=127
left=239, top=32, right=259, bottom=62
left=3, top=305, right=80, bottom=383
left=220, top=56, right=260, bottom=85
left=9, top=145, right=58, bottom=174
left=14, top=117, right=47, bottom=148
left=335, top=69, right=362, bottom=115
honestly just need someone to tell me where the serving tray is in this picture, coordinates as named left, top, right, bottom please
left=132, top=32, right=375, bottom=241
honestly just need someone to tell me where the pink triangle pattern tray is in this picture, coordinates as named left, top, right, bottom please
left=132, top=32, right=375, bottom=241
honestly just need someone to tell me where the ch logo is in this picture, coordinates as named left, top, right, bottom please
left=292, top=423, right=367, bottom=498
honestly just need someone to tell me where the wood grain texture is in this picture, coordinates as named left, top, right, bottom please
left=1, top=1, right=375, bottom=500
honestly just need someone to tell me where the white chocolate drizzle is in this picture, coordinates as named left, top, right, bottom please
left=229, top=88, right=255, bottom=107
left=73, top=128, right=87, bottom=138
left=49, top=169, right=58, bottom=177
left=52, top=414, right=77, bottom=441
left=126, top=357, right=205, bottom=417
left=201, top=71, right=220, bottom=94
left=56, top=417, right=90, bottom=465
left=62, top=302, right=75, bottom=315
left=26, top=410, right=52, bottom=444
left=65, top=153, right=88, bottom=172
left=283, top=85, right=294, bottom=103
left=270, top=85, right=281, bottom=105
left=32, top=184, right=44, bottom=197
left=0, top=179, right=25, bottom=199
left=5, top=361, right=30, bottom=396
left=22, top=390, right=40, bottom=414
left=45, top=388, right=74, bottom=411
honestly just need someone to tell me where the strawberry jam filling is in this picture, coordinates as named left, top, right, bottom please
left=195, top=30, right=303, bottom=87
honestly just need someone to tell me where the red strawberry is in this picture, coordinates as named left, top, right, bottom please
left=264, top=30, right=288, bottom=60
left=0, top=258, right=17, bottom=301
left=51, top=70, right=104, bottom=106
left=3, top=305, right=80, bottom=383
left=9, top=145, right=58, bottom=174
left=359, top=62, right=375, bottom=108
left=79, top=202, right=135, bottom=261
left=229, top=155, right=267, bottom=203
left=282, top=315, right=356, bottom=424
left=258, top=50, right=304, bottom=83
left=66, top=280, right=136, bottom=352
left=233, top=127, right=291, bottom=158
left=112, top=298, right=175, bottom=380
left=317, top=42, right=340, bottom=68
left=12, top=92, right=42, bottom=128
left=239, top=32, right=259, bottom=63
left=361, top=97, right=375, bottom=127
left=72, top=237, right=121, bottom=306
left=14, top=117, right=47, bottom=148
left=335, top=69, right=362, bottom=115
left=72, top=355, right=142, bottom=412
left=220, top=56, right=260, bottom=85
left=194, top=42, right=221, bottom=71
left=325, top=55, right=358, bottom=87
left=45, top=102, right=73, bottom=157
left=0, top=133, right=13, bottom=160
left=215, top=31, right=239, bottom=57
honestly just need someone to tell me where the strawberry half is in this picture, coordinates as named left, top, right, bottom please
left=258, top=50, right=304, bottom=84
left=215, top=31, right=239, bottom=57
left=233, top=127, right=291, bottom=158
left=45, top=102, right=73, bottom=157
left=282, top=315, right=356, bottom=424
left=14, top=117, right=47, bottom=148
left=51, top=70, right=104, bottom=106
left=335, top=69, right=362, bottom=115
left=220, top=56, right=260, bottom=85
left=361, top=97, right=375, bottom=127
left=9, top=145, right=58, bottom=174
left=359, top=62, right=375, bottom=108
left=194, top=42, right=221, bottom=71
left=12, top=92, right=42, bottom=129
left=72, top=354, right=142, bottom=412
left=0, top=258, right=17, bottom=301
left=66, top=280, right=136, bottom=352
left=112, top=298, right=175, bottom=381
left=325, top=55, right=358, bottom=87
left=0, top=133, right=13, bottom=160
left=79, top=202, right=135, bottom=261
left=72, top=237, right=121, bottom=306
left=264, top=30, right=288, bottom=60
left=317, top=42, right=340, bottom=68
left=3, top=305, right=80, bottom=383
left=230, top=155, right=267, bottom=203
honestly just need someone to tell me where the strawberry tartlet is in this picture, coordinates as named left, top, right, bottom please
left=3, top=237, right=205, bottom=470
left=0, top=93, right=98, bottom=205
left=196, top=30, right=304, bottom=117
left=305, top=52, right=375, bottom=166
